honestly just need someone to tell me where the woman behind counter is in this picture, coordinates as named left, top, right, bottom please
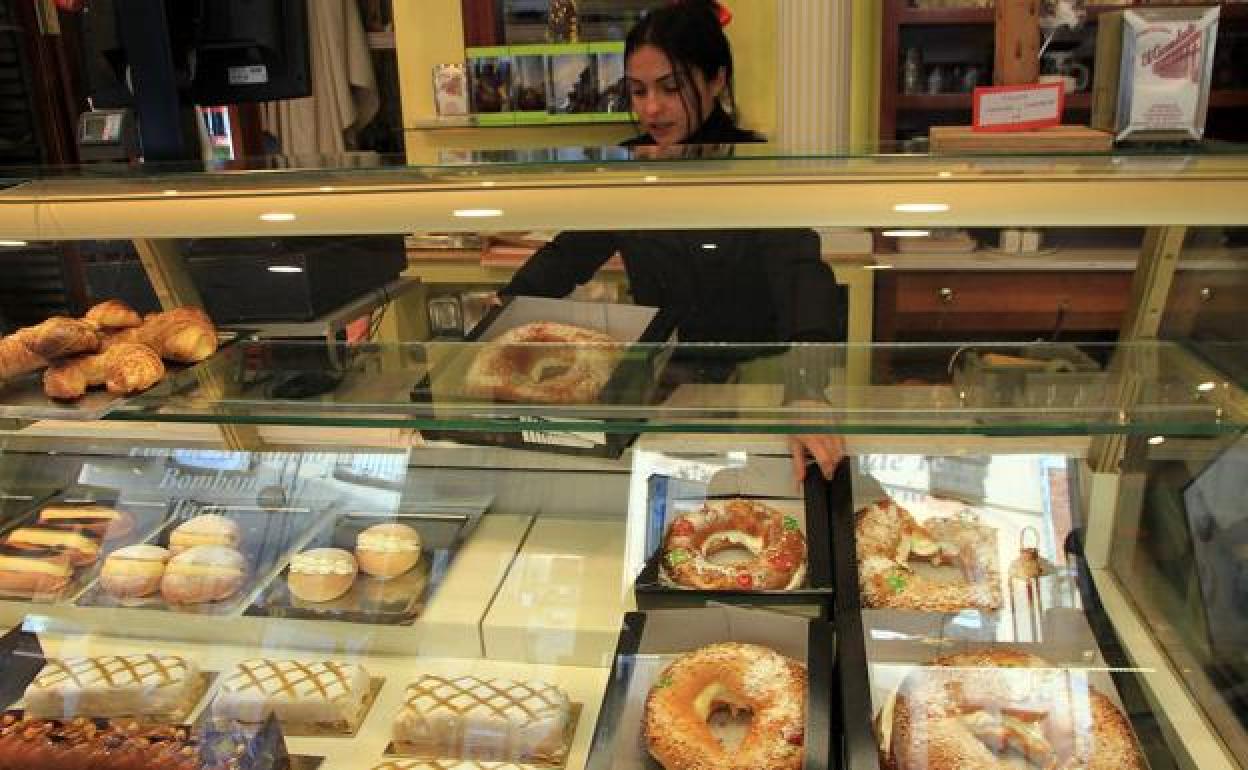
left=501, top=0, right=845, bottom=482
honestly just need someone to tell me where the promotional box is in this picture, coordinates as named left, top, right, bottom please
left=1093, top=7, right=1220, bottom=141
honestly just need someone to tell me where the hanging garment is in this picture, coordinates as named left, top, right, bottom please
left=260, top=0, right=379, bottom=156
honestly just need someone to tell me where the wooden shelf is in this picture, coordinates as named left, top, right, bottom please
left=897, top=92, right=1091, bottom=110
left=1211, top=89, right=1248, bottom=108
left=898, top=3, right=1248, bottom=25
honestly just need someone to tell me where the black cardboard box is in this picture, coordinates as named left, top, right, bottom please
left=587, top=606, right=833, bottom=770
left=633, top=466, right=837, bottom=619
left=412, top=296, right=677, bottom=458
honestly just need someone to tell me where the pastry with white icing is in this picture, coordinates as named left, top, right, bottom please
left=212, top=659, right=372, bottom=731
left=23, top=654, right=199, bottom=720
left=392, top=675, right=570, bottom=762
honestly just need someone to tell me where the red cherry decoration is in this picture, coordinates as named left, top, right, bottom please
left=736, top=572, right=753, bottom=589
left=670, top=519, right=695, bottom=537
left=786, top=728, right=804, bottom=746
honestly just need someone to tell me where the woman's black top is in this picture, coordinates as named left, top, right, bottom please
left=499, top=106, right=843, bottom=399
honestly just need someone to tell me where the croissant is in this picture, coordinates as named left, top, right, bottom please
left=43, top=342, right=165, bottom=400
left=134, top=307, right=218, bottom=363
left=14, top=317, right=101, bottom=359
left=84, top=299, right=142, bottom=330
left=103, top=343, right=165, bottom=395
left=0, top=335, right=47, bottom=381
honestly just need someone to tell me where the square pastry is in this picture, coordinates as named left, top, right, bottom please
left=393, top=675, right=570, bottom=763
left=24, top=654, right=198, bottom=720
left=212, top=659, right=372, bottom=732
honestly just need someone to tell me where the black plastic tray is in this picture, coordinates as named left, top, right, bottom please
left=76, top=500, right=313, bottom=615
left=245, top=510, right=480, bottom=625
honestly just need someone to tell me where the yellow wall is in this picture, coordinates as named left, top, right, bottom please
left=724, top=0, right=779, bottom=140
left=849, top=0, right=881, bottom=152
left=395, top=0, right=779, bottom=162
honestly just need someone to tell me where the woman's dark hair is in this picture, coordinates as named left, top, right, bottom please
left=625, top=0, right=738, bottom=137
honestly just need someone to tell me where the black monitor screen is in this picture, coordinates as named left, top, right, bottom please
left=191, top=0, right=311, bottom=106
left=81, top=0, right=311, bottom=108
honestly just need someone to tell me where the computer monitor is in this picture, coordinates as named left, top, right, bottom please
left=190, top=0, right=311, bottom=106
left=80, top=0, right=310, bottom=161
left=83, top=0, right=310, bottom=107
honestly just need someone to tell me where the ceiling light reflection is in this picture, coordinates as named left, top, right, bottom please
left=894, top=203, right=950, bottom=213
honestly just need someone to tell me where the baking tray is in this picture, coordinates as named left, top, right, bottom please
left=586, top=606, right=833, bottom=770
left=245, top=510, right=481, bottom=625
left=633, top=467, right=838, bottom=618
left=0, top=334, right=237, bottom=421
left=0, top=487, right=171, bottom=604
left=76, top=500, right=316, bottom=615
left=411, top=296, right=677, bottom=459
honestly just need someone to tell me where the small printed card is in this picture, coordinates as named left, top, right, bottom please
left=972, top=82, right=1065, bottom=132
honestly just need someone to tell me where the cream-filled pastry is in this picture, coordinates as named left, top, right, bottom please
left=287, top=548, right=357, bottom=603
left=37, top=505, right=135, bottom=540
left=160, top=544, right=246, bottom=604
left=4, top=527, right=100, bottom=567
left=355, top=522, right=421, bottom=580
left=0, top=545, right=73, bottom=596
left=167, top=513, right=240, bottom=553
left=100, top=544, right=171, bottom=599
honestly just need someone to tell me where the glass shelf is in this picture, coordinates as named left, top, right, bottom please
left=5, top=144, right=1248, bottom=197
left=100, top=339, right=1247, bottom=436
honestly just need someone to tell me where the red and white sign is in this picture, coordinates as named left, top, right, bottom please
left=972, top=83, right=1065, bottom=133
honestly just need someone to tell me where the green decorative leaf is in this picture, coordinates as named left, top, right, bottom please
left=886, top=572, right=907, bottom=593
left=667, top=549, right=691, bottom=567
left=783, top=516, right=800, bottom=532
left=655, top=674, right=673, bottom=689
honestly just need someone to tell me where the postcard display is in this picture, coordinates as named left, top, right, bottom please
left=447, top=44, right=632, bottom=120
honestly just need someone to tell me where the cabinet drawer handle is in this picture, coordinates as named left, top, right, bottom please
left=939, top=287, right=955, bottom=304
left=1200, top=287, right=1215, bottom=302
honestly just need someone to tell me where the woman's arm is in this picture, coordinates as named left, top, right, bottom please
left=763, top=229, right=848, bottom=483
left=499, top=231, right=620, bottom=299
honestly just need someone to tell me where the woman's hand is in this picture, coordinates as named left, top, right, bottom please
left=786, top=399, right=845, bottom=485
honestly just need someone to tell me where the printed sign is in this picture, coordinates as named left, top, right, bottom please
left=973, top=83, right=1065, bottom=132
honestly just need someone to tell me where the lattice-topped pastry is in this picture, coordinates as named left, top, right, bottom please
left=373, top=762, right=531, bottom=770
left=213, top=658, right=372, bottom=731
left=23, top=654, right=199, bottom=719
left=392, top=675, right=571, bottom=763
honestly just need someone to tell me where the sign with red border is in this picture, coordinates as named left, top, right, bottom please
left=972, top=83, right=1065, bottom=132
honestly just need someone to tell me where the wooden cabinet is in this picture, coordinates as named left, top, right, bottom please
left=874, top=270, right=1134, bottom=339
left=871, top=268, right=1135, bottom=382
left=879, top=0, right=1248, bottom=145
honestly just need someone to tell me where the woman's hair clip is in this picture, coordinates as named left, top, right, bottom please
left=669, top=0, right=733, bottom=27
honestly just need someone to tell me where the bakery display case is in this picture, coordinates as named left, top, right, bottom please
left=0, top=150, right=1245, bottom=770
